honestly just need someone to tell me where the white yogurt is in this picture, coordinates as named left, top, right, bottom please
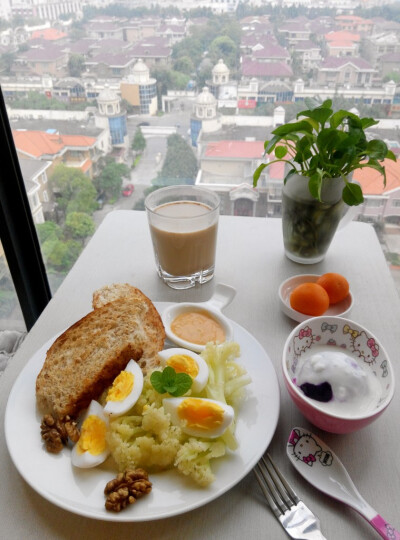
left=296, top=347, right=381, bottom=416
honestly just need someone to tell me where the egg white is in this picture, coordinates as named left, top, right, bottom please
left=103, top=359, right=144, bottom=417
left=163, top=397, right=234, bottom=438
left=158, top=348, right=209, bottom=393
left=71, top=400, right=110, bottom=468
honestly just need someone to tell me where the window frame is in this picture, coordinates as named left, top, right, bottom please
left=0, top=87, right=52, bottom=330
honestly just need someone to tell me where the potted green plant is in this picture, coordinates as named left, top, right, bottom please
left=253, top=99, right=396, bottom=263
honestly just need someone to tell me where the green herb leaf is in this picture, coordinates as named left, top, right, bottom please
left=342, top=182, right=364, bottom=206
left=274, top=145, right=288, bottom=159
left=150, top=366, right=193, bottom=397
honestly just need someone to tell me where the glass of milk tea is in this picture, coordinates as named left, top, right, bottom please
left=145, top=186, right=220, bottom=289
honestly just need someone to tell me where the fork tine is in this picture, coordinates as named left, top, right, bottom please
left=254, top=465, right=282, bottom=519
left=266, top=453, right=300, bottom=505
left=255, top=454, right=300, bottom=516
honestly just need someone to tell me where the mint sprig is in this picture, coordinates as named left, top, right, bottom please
left=150, top=366, right=192, bottom=397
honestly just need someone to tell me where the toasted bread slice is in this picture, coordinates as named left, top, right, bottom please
left=36, top=294, right=165, bottom=419
left=92, top=283, right=149, bottom=310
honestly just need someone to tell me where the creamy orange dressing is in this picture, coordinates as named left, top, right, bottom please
left=171, top=311, right=225, bottom=345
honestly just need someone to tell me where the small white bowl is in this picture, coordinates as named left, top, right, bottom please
left=161, top=283, right=235, bottom=352
left=279, top=274, right=353, bottom=323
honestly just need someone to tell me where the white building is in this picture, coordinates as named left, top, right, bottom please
left=0, top=0, right=11, bottom=20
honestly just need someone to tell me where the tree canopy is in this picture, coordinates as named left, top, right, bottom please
left=94, top=160, right=130, bottom=199
left=50, top=164, right=98, bottom=216
left=131, top=127, right=146, bottom=153
left=157, top=134, right=198, bottom=185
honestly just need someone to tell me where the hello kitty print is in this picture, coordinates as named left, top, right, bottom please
left=287, top=429, right=333, bottom=467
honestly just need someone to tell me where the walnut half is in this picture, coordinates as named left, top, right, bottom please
left=104, top=469, right=152, bottom=512
left=40, top=414, right=80, bottom=454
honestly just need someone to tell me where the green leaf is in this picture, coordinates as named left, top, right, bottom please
left=365, top=139, right=389, bottom=160
left=272, top=119, right=313, bottom=137
left=386, top=149, right=397, bottom=161
left=253, top=163, right=267, bottom=185
left=361, top=117, right=379, bottom=130
left=150, top=366, right=193, bottom=397
left=150, top=370, right=166, bottom=394
left=342, top=182, right=364, bottom=206
left=298, top=106, right=333, bottom=127
left=329, top=110, right=361, bottom=130
left=274, top=145, right=288, bottom=159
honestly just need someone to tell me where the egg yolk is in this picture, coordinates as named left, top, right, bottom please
left=106, top=371, right=134, bottom=402
left=166, top=354, right=199, bottom=378
left=76, top=415, right=107, bottom=455
left=178, top=398, right=224, bottom=432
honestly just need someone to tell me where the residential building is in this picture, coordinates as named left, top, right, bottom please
left=362, top=32, right=400, bottom=68
left=86, top=18, right=125, bottom=41
left=353, top=158, right=400, bottom=225
left=122, top=18, right=159, bottom=44
left=13, top=129, right=100, bottom=178
left=241, top=58, right=293, bottom=82
left=31, top=1, right=82, bottom=21
left=0, top=0, right=11, bottom=20
left=325, top=31, right=360, bottom=57
left=335, top=15, right=374, bottom=35
left=249, top=44, right=290, bottom=65
left=19, top=157, right=52, bottom=224
left=316, top=56, right=375, bottom=87
left=120, top=59, right=157, bottom=115
left=292, top=41, right=322, bottom=72
left=293, top=78, right=396, bottom=105
left=277, top=18, right=312, bottom=48
left=380, top=52, right=400, bottom=79
left=52, top=78, right=86, bottom=103
left=15, top=44, right=68, bottom=77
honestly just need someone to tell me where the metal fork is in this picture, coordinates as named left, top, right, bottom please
left=254, top=454, right=327, bottom=540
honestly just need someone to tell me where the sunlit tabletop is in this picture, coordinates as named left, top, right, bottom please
left=1, top=210, right=399, bottom=539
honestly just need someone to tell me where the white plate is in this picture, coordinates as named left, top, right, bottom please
left=279, top=274, right=354, bottom=323
left=4, top=304, right=280, bottom=522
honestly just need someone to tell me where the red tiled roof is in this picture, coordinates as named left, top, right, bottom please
left=31, top=28, right=67, bottom=41
left=205, top=140, right=265, bottom=159
left=353, top=158, right=400, bottom=195
left=325, top=30, right=360, bottom=42
left=13, top=130, right=96, bottom=159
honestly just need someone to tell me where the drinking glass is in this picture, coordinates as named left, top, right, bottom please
left=145, top=185, right=220, bottom=289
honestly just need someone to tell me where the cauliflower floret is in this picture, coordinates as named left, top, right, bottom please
left=174, top=438, right=226, bottom=487
left=107, top=403, right=184, bottom=472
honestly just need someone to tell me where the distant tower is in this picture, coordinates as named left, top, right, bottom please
left=96, top=86, right=128, bottom=161
left=190, top=87, right=221, bottom=147
left=207, top=58, right=237, bottom=108
left=120, top=59, right=157, bottom=115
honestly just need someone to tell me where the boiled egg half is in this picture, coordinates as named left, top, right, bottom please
left=163, top=397, right=234, bottom=438
left=71, top=400, right=110, bottom=468
left=103, top=359, right=143, bottom=417
left=158, top=348, right=209, bottom=393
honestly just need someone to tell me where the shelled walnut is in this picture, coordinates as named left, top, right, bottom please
left=40, top=414, right=80, bottom=454
left=104, top=469, right=152, bottom=512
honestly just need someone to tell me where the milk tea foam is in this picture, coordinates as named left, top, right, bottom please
left=149, top=201, right=218, bottom=276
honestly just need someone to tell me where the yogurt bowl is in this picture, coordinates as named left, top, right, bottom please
left=282, top=316, right=395, bottom=434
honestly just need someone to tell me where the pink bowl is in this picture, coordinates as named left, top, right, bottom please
left=282, top=316, right=395, bottom=434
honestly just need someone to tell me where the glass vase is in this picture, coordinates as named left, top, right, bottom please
left=282, top=174, right=348, bottom=264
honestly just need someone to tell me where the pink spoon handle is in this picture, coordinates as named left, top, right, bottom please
left=370, top=514, right=400, bottom=539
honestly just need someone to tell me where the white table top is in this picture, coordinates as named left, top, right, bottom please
left=1, top=211, right=399, bottom=539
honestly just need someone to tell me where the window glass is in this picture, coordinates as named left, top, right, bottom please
left=0, top=241, right=26, bottom=376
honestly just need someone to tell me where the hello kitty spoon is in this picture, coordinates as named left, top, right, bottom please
left=286, top=427, right=400, bottom=540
